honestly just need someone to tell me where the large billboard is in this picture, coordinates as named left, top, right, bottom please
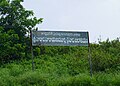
left=32, top=31, right=89, bottom=46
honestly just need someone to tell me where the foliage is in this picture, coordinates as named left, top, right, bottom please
left=0, top=62, right=120, bottom=86
left=0, top=0, right=43, bottom=63
left=18, top=71, right=47, bottom=86
left=0, top=27, right=25, bottom=63
left=0, top=1, right=120, bottom=86
left=91, top=38, right=120, bottom=72
left=0, top=38, right=120, bottom=85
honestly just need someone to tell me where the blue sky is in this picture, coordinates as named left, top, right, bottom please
left=22, top=0, right=120, bottom=42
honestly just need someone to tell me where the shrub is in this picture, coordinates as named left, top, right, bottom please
left=17, top=71, right=47, bottom=86
left=59, top=74, right=94, bottom=86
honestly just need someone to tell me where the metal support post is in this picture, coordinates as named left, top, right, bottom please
left=87, top=32, right=92, bottom=77
left=30, top=30, right=34, bottom=71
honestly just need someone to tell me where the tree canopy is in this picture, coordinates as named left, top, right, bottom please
left=0, top=0, right=43, bottom=63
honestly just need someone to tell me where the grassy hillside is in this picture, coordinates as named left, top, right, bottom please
left=0, top=39, right=120, bottom=86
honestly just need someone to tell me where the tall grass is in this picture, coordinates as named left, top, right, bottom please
left=0, top=56, right=120, bottom=86
left=1, top=40, right=120, bottom=85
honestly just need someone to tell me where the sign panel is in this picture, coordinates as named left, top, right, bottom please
left=32, top=31, right=89, bottom=46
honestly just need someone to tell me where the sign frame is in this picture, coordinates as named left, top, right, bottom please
left=30, top=30, right=92, bottom=77
left=32, top=30, right=89, bottom=46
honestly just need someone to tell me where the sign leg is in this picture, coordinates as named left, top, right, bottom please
left=30, top=30, right=34, bottom=71
left=88, top=46, right=92, bottom=77
left=87, top=32, right=92, bottom=77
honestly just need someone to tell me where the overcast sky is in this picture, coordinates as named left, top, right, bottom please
left=22, top=0, right=120, bottom=43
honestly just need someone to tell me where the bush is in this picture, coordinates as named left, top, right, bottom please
left=0, top=68, right=15, bottom=86
left=59, top=74, right=94, bottom=86
left=91, top=39, right=120, bottom=72
left=6, top=64, right=23, bottom=76
left=17, top=71, right=47, bottom=86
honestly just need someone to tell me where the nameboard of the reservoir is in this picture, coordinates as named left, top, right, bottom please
left=32, top=31, right=89, bottom=46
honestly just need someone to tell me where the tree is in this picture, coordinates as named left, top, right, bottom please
left=0, top=0, right=43, bottom=63
left=0, top=0, right=43, bottom=40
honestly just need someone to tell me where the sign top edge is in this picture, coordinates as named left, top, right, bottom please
left=32, top=30, right=89, bottom=33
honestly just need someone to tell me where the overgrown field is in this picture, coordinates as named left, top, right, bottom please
left=0, top=39, right=120, bottom=86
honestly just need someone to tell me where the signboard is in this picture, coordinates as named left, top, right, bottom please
left=31, top=30, right=92, bottom=76
left=32, top=31, right=89, bottom=46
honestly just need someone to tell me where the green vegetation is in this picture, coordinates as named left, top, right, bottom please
left=0, top=41, right=120, bottom=86
left=0, top=0, right=120, bottom=86
left=0, top=0, right=43, bottom=64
